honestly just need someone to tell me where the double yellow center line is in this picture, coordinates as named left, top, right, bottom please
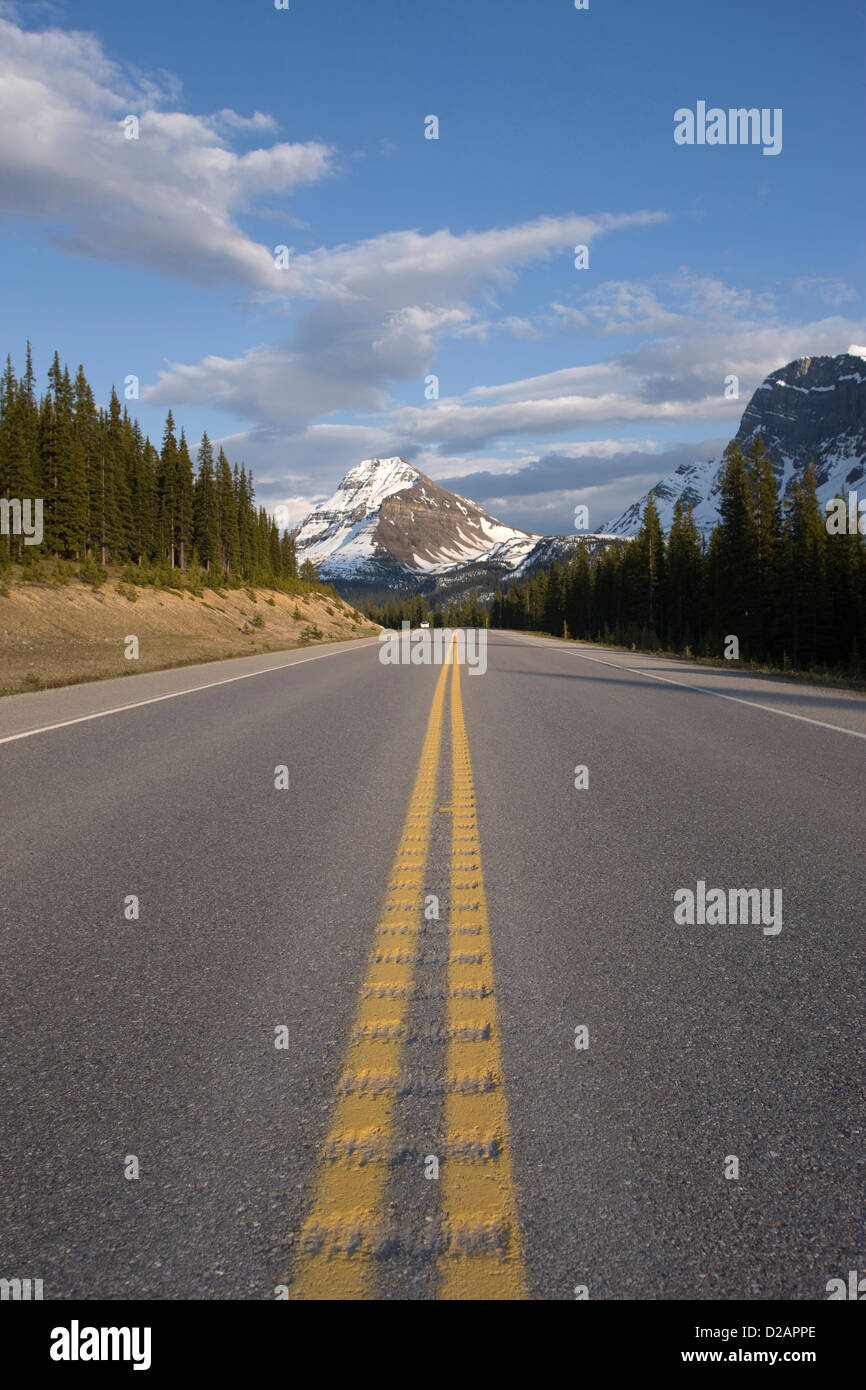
left=290, top=641, right=525, bottom=1300
left=438, top=645, right=525, bottom=1298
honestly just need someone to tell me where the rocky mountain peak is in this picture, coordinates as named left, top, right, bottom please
left=606, top=352, right=866, bottom=536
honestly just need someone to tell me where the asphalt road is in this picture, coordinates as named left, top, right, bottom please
left=0, top=632, right=863, bottom=1300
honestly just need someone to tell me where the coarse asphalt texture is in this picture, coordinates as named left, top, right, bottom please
left=0, top=632, right=863, bottom=1300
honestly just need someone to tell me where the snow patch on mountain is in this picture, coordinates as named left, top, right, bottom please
left=293, top=457, right=420, bottom=570
left=605, top=354, right=866, bottom=536
left=293, top=455, right=542, bottom=586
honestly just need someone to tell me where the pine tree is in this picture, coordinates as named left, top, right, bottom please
left=708, top=443, right=757, bottom=657
left=633, top=493, right=666, bottom=638
left=542, top=560, right=565, bottom=635
left=74, top=364, right=99, bottom=558
left=823, top=487, right=866, bottom=668
left=103, top=388, right=133, bottom=563
left=744, top=435, right=781, bottom=662
left=49, top=360, right=88, bottom=558
left=666, top=500, right=702, bottom=649
left=0, top=346, right=302, bottom=590
left=782, top=463, right=827, bottom=668
left=564, top=540, right=592, bottom=639
left=175, top=429, right=195, bottom=570
left=193, top=433, right=220, bottom=571
left=0, top=356, right=24, bottom=561
left=130, top=429, right=157, bottom=565
left=216, top=448, right=239, bottom=574
left=157, top=412, right=179, bottom=567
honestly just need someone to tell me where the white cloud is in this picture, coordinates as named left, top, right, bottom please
left=794, top=276, right=857, bottom=308
left=551, top=282, right=682, bottom=336
left=146, top=211, right=666, bottom=426
left=504, top=316, right=542, bottom=340
left=7, top=14, right=861, bottom=535
left=0, top=14, right=335, bottom=286
left=173, top=277, right=864, bottom=506
left=264, top=212, right=665, bottom=308
left=547, top=270, right=773, bottom=341
left=382, top=313, right=865, bottom=452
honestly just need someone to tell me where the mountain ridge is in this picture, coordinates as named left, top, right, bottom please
left=292, top=352, right=866, bottom=598
left=605, top=352, right=866, bottom=536
left=293, top=455, right=622, bottom=597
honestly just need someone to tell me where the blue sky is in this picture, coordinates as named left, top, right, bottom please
left=1, top=0, right=863, bottom=532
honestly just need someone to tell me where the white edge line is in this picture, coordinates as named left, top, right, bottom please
left=503, top=633, right=866, bottom=741
left=0, top=640, right=380, bottom=747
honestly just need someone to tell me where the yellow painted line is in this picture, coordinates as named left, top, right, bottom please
left=289, top=656, right=451, bottom=1300
left=438, top=643, right=527, bottom=1300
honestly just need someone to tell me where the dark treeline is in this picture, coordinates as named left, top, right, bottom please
left=0, top=345, right=303, bottom=588
left=497, top=436, right=866, bottom=675
left=365, top=590, right=491, bottom=629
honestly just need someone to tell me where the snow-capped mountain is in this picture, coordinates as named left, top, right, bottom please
left=294, top=456, right=542, bottom=588
left=605, top=353, right=866, bottom=536
left=293, top=456, right=623, bottom=595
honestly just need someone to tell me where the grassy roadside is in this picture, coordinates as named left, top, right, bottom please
left=0, top=564, right=379, bottom=696
left=512, top=629, right=866, bottom=696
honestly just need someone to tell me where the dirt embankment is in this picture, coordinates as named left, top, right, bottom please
left=0, top=575, right=379, bottom=696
